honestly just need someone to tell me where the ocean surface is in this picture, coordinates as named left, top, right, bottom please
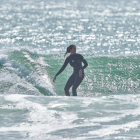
left=0, top=0, right=140, bottom=139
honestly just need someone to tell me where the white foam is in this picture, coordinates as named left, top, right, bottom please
left=23, top=51, right=56, bottom=95
left=2, top=95, right=78, bottom=137
left=1, top=51, right=56, bottom=95
left=2, top=94, right=140, bottom=139
left=88, top=121, right=140, bottom=138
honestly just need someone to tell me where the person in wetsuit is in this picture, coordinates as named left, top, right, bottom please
left=53, top=45, right=88, bottom=96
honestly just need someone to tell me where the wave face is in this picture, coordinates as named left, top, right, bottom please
left=1, top=51, right=140, bottom=96
left=51, top=54, right=140, bottom=96
left=0, top=50, right=56, bottom=95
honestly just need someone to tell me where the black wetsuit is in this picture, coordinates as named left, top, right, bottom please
left=55, top=53, right=88, bottom=96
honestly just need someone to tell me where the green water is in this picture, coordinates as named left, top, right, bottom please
left=0, top=50, right=140, bottom=96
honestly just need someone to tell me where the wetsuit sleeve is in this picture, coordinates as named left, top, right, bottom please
left=82, top=58, right=88, bottom=69
left=55, top=58, right=69, bottom=76
left=80, top=55, right=88, bottom=69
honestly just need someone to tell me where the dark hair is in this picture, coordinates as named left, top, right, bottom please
left=64, top=45, right=76, bottom=57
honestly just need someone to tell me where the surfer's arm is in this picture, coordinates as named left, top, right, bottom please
left=78, top=54, right=88, bottom=70
left=78, top=58, right=88, bottom=78
left=55, top=58, right=69, bottom=77
left=80, top=55, right=88, bottom=69
left=82, top=58, right=88, bottom=69
left=78, top=55, right=88, bottom=77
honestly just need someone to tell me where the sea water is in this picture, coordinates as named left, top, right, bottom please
left=0, top=0, right=140, bottom=139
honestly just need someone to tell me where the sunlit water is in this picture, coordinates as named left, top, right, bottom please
left=0, top=0, right=140, bottom=139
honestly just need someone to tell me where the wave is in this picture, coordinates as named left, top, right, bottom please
left=0, top=50, right=56, bottom=95
left=52, top=54, right=140, bottom=96
left=84, top=55, right=140, bottom=96
left=1, top=94, right=140, bottom=139
left=0, top=50, right=140, bottom=96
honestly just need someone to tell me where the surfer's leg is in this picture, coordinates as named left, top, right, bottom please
left=72, top=73, right=84, bottom=96
left=64, top=73, right=76, bottom=96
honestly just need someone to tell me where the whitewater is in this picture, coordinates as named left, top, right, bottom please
left=0, top=0, right=140, bottom=139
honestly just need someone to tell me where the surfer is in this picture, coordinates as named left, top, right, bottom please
left=53, top=45, right=88, bottom=96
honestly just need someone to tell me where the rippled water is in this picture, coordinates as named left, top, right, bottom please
left=1, top=0, right=140, bottom=55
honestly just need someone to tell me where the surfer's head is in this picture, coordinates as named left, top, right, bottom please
left=64, top=45, right=76, bottom=57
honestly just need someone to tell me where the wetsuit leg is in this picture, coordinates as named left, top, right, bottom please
left=64, top=73, right=76, bottom=96
left=72, top=73, right=84, bottom=96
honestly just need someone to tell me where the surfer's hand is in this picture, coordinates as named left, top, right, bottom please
left=53, top=76, right=56, bottom=83
left=79, top=69, right=82, bottom=77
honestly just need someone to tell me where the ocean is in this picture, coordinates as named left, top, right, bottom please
left=0, top=0, right=140, bottom=139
